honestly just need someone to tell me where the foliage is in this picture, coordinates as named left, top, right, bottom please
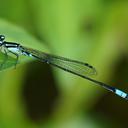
left=0, top=0, right=128, bottom=128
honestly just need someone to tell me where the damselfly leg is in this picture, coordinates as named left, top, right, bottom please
left=0, top=48, right=9, bottom=69
left=9, top=51, right=19, bottom=69
left=0, top=47, right=19, bottom=69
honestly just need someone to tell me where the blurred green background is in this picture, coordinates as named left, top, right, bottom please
left=0, top=0, right=127, bottom=128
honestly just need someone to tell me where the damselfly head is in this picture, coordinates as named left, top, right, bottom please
left=0, top=35, right=5, bottom=46
left=0, top=35, right=5, bottom=41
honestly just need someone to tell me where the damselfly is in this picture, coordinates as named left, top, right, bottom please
left=0, top=35, right=127, bottom=100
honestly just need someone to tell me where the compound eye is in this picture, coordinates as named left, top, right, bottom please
left=0, top=35, right=5, bottom=41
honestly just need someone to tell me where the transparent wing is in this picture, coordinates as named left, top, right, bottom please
left=22, top=46, right=97, bottom=77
